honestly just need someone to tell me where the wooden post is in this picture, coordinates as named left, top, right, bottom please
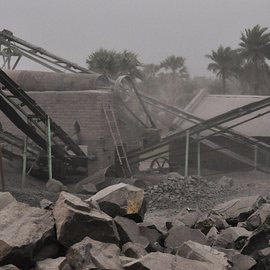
left=184, top=130, right=190, bottom=178
left=22, top=135, right=28, bottom=188
left=197, top=133, right=201, bottom=177
left=0, top=144, right=5, bottom=191
left=47, top=116, right=53, bottom=180
left=254, top=146, right=258, bottom=170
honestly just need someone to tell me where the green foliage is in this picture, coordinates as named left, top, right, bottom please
left=206, top=46, right=240, bottom=92
left=86, top=48, right=142, bottom=79
left=238, top=25, right=270, bottom=94
left=160, top=55, right=188, bottom=79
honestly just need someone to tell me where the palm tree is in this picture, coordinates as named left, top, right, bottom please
left=206, top=46, right=239, bottom=92
left=86, top=48, right=142, bottom=80
left=160, top=55, right=188, bottom=79
left=239, top=25, right=270, bottom=94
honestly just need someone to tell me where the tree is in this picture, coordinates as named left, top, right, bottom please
left=160, top=55, right=188, bottom=79
left=206, top=46, right=239, bottom=93
left=86, top=48, right=142, bottom=79
left=239, top=25, right=270, bottom=94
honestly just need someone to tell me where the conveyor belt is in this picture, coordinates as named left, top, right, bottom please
left=0, top=29, right=96, bottom=74
left=0, top=69, right=86, bottom=163
left=128, top=95, right=270, bottom=160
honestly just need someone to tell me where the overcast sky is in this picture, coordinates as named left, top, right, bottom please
left=1, top=0, right=270, bottom=76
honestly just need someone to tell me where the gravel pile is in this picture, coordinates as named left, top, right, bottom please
left=145, top=173, right=235, bottom=212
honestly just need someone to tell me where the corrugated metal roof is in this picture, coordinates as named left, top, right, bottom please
left=180, top=94, right=270, bottom=137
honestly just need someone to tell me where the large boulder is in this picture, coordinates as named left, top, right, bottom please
left=87, top=183, right=147, bottom=222
left=195, top=213, right=229, bottom=234
left=123, top=252, right=213, bottom=270
left=46, top=178, right=68, bottom=193
left=241, top=222, right=270, bottom=255
left=35, top=257, right=68, bottom=270
left=231, top=254, right=257, bottom=270
left=212, top=196, right=265, bottom=224
left=165, top=226, right=208, bottom=251
left=0, top=192, right=16, bottom=211
left=170, top=207, right=202, bottom=228
left=206, top=227, right=219, bottom=246
left=114, top=216, right=149, bottom=248
left=253, top=247, right=270, bottom=270
left=66, top=236, right=122, bottom=270
left=176, top=240, right=229, bottom=270
left=53, top=191, right=119, bottom=247
left=0, top=266, right=19, bottom=270
left=215, top=227, right=251, bottom=249
left=246, top=203, right=270, bottom=231
left=122, top=242, right=147, bottom=259
left=0, top=199, right=56, bottom=268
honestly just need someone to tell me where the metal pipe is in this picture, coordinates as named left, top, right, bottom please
left=254, top=145, right=258, bottom=170
left=47, top=116, right=53, bottom=180
left=0, top=144, right=5, bottom=191
left=21, top=135, right=28, bottom=188
left=197, top=132, right=201, bottom=177
left=185, top=130, right=190, bottom=178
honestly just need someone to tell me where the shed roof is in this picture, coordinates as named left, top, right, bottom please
left=179, top=91, right=270, bottom=137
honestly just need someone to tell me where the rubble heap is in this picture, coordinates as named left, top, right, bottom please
left=0, top=182, right=270, bottom=269
left=146, top=173, right=235, bottom=211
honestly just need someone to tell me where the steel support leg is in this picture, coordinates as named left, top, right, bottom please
left=0, top=144, right=5, bottom=191
left=254, top=146, right=258, bottom=170
left=197, top=133, right=201, bottom=177
left=22, top=135, right=28, bottom=188
left=47, top=116, right=53, bottom=180
left=185, top=130, right=190, bottom=178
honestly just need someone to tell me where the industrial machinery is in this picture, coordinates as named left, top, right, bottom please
left=1, top=28, right=270, bottom=179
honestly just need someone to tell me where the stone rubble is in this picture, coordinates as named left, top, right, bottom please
left=0, top=177, right=270, bottom=269
left=145, top=174, right=235, bottom=211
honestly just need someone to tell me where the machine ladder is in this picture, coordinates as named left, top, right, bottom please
left=0, top=69, right=86, bottom=163
left=103, top=103, right=132, bottom=177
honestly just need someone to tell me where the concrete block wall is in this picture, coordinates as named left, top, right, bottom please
left=0, top=90, right=142, bottom=175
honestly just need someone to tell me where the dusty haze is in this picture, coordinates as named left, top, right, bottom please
left=1, top=0, right=269, bottom=76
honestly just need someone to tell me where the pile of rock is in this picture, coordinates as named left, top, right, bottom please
left=146, top=173, right=234, bottom=211
left=0, top=181, right=269, bottom=269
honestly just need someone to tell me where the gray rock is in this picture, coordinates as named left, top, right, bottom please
left=231, top=254, right=257, bottom=270
left=0, top=266, right=19, bottom=270
left=212, top=196, right=266, bottom=224
left=79, top=183, right=97, bottom=195
left=46, top=178, right=68, bottom=193
left=0, top=192, right=16, bottom=211
left=217, top=176, right=233, bottom=190
left=206, top=226, right=219, bottom=246
left=138, top=224, right=162, bottom=244
left=120, top=256, right=135, bottom=266
left=114, top=216, right=149, bottom=247
left=246, top=203, right=270, bottom=230
left=53, top=191, right=119, bottom=247
left=87, top=183, right=147, bottom=222
left=176, top=240, right=229, bottom=270
left=40, top=198, right=53, bottom=210
left=35, top=257, right=67, bottom=270
left=253, top=247, right=270, bottom=270
left=122, top=242, right=147, bottom=258
left=171, top=207, right=202, bottom=228
left=215, top=227, right=251, bottom=249
left=241, top=223, right=270, bottom=255
left=0, top=200, right=55, bottom=268
left=165, top=226, right=208, bottom=250
left=196, top=213, right=229, bottom=234
left=66, top=236, right=122, bottom=270
left=123, top=252, right=212, bottom=270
